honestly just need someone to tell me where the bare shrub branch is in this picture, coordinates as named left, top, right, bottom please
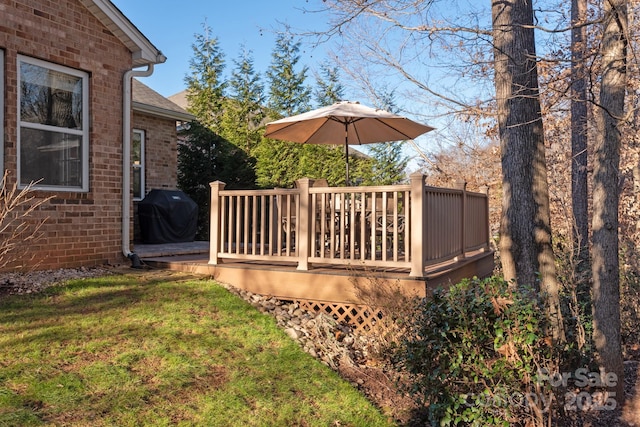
left=0, top=170, right=53, bottom=271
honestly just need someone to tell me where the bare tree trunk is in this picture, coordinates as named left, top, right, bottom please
left=571, top=0, right=589, bottom=263
left=492, top=0, right=564, bottom=342
left=592, top=0, right=627, bottom=406
left=570, top=0, right=591, bottom=352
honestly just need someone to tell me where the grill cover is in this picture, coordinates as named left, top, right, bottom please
left=138, top=190, right=198, bottom=244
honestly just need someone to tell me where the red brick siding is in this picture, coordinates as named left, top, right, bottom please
left=131, top=112, right=178, bottom=242
left=1, top=0, right=135, bottom=270
left=132, top=112, right=178, bottom=193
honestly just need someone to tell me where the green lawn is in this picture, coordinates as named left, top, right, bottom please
left=0, top=270, right=394, bottom=427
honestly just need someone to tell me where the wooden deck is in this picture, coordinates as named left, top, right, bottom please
left=135, top=242, right=495, bottom=304
left=134, top=176, right=495, bottom=308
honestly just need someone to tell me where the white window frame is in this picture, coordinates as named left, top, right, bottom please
left=17, top=55, right=89, bottom=191
left=132, top=128, right=145, bottom=201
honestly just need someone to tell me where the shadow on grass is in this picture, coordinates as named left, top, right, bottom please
left=0, top=273, right=219, bottom=349
left=0, top=272, right=395, bottom=427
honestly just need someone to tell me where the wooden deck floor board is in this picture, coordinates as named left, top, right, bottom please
left=136, top=242, right=495, bottom=304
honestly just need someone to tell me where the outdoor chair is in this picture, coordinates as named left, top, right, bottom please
left=275, top=191, right=298, bottom=252
left=312, top=178, right=328, bottom=187
left=364, top=192, right=405, bottom=258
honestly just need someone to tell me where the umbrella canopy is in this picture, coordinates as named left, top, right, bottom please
left=264, top=101, right=434, bottom=185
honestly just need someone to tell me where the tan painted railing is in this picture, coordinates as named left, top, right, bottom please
left=209, top=173, right=490, bottom=276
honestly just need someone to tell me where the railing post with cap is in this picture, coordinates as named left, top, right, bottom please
left=410, top=172, right=426, bottom=277
left=455, top=180, right=467, bottom=261
left=296, top=178, right=311, bottom=270
left=479, top=184, right=490, bottom=250
left=209, top=181, right=226, bottom=265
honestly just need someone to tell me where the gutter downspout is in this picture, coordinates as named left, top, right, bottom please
left=122, top=62, right=161, bottom=266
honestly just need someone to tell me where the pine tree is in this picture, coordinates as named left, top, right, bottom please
left=220, top=46, right=265, bottom=154
left=266, top=30, right=311, bottom=117
left=179, top=25, right=256, bottom=236
left=366, top=142, right=408, bottom=185
left=314, top=62, right=345, bottom=107
left=178, top=122, right=256, bottom=238
left=366, top=93, right=409, bottom=185
left=256, top=31, right=312, bottom=188
left=184, top=22, right=227, bottom=133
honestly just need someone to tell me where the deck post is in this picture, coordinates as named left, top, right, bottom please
left=209, top=181, right=226, bottom=265
left=455, top=180, right=467, bottom=261
left=410, top=173, right=426, bottom=277
left=480, top=185, right=491, bottom=250
left=296, top=178, right=311, bottom=271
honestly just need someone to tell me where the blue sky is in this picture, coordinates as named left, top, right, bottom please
left=110, top=0, right=454, bottom=169
left=112, top=0, right=327, bottom=98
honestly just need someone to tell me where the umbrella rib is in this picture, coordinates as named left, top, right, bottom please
left=265, top=118, right=328, bottom=143
left=266, top=108, right=431, bottom=145
left=329, top=116, right=364, bottom=145
left=263, top=102, right=433, bottom=186
left=373, top=118, right=415, bottom=140
left=333, top=116, right=418, bottom=144
left=263, top=121, right=298, bottom=138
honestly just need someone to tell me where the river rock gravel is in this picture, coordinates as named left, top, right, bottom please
left=0, top=266, right=111, bottom=297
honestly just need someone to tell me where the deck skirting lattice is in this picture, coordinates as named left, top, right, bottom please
left=295, top=299, right=384, bottom=332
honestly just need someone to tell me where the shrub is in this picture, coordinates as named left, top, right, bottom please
left=351, top=273, right=421, bottom=363
left=395, top=276, right=555, bottom=426
left=0, top=170, right=51, bottom=270
left=177, top=121, right=256, bottom=239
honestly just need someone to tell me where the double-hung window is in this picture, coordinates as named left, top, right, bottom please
left=132, top=129, right=145, bottom=200
left=18, top=56, right=89, bottom=191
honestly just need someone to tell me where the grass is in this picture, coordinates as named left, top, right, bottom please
left=0, top=270, right=394, bottom=427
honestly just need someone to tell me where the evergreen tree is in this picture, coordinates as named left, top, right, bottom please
left=256, top=31, right=312, bottom=188
left=367, top=92, right=409, bottom=185
left=367, top=142, right=409, bottom=185
left=314, top=62, right=345, bottom=106
left=220, top=46, right=265, bottom=154
left=178, top=122, right=256, bottom=238
left=266, top=30, right=311, bottom=117
left=179, top=26, right=256, bottom=237
left=184, top=23, right=226, bottom=133
left=304, top=61, right=353, bottom=185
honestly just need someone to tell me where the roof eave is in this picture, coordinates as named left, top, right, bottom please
left=132, top=101, right=195, bottom=122
left=80, top=0, right=166, bottom=67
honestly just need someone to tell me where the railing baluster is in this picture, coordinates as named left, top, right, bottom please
left=250, top=196, right=256, bottom=255
left=209, top=176, right=489, bottom=272
left=359, top=191, right=365, bottom=261
left=403, top=190, right=410, bottom=258
left=370, top=191, right=376, bottom=260
left=268, top=195, right=275, bottom=255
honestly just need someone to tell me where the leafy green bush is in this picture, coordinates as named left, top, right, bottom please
left=177, top=121, right=256, bottom=239
left=395, top=276, right=555, bottom=426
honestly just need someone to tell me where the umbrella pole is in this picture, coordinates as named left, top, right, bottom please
left=344, top=124, right=350, bottom=186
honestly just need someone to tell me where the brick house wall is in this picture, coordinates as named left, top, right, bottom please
left=131, top=112, right=179, bottom=242
left=132, top=112, right=178, bottom=193
left=0, top=0, right=145, bottom=270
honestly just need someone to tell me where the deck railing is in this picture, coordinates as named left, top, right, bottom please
left=209, top=173, right=490, bottom=276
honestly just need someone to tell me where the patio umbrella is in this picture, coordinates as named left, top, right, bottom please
left=264, top=101, right=434, bottom=185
